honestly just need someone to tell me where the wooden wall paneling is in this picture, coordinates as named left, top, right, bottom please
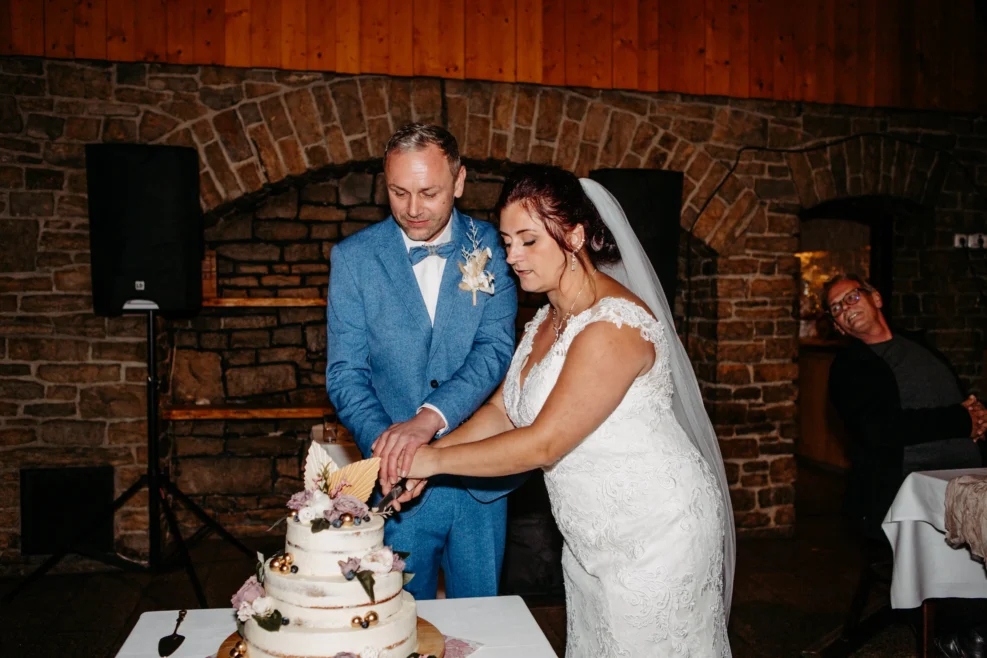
left=949, top=0, right=977, bottom=112
left=17, top=0, right=46, bottom=56
left=440, top=0, right=465, bottom=78
left=612, top=0, right=638, bottom=90
left=855, top=0, right=876, bottom=106
left=0, top=0, right=13, bottom=55
left=704, top=0, right=727, bottom=96
left=249, top=0, right=280, bottom=68
left=565, top=0, right=612, bottom=88
left=4, top=0, right=46, bottom=56
left=913, top=0, right=943, bottom=109
left=166, top=0, right=196, bottom=64
left=748, top=0, right=774, bottom=98
left=727, top=0, right=750, bottom=98
left=3, top=0, right=985, bottom=112
left=873, top=0, right=903, bottom=108
left=413, top=0, right=464, bottom=78
left=611, top=0, right=637, bottom=91
left=360, top=0, right=390, bottom=74
left=541, top=0, right=565, bottom=86
left=659, top=0, right=706, bottom=95
left=895, top=0, right=917, bottom=108
left=134, top=0, right=167, bottom=61
left=388, top=0, right=413, bottom=76
left=771, top=0, right=796, bottom=101
left=833, top=0, right=859, bottom=106
left=194, top=0, right=224, bottom=65
left=334, top=0, right=359, bottom=73
left=514, top=0, right=564, bottom=85
left=704, top=0, right=748, bottom=97
left=465, top=0, right=515, bottom=82
left=638, top=0, right=660, bottom=92
left=812, top=0, right=835, bottom=103
left=305, top=0, right=333, bottom=71
left=106, top=0, right=136, bottom=61
left=412, top=0, right=439, bottom=76
left=515, top=0, right=543, bottom=83
left=224, top=0, right=250, bottom=67
left=792, top=0, right=816, bottom=101
left=45, top=0, right=75, bottom=57
left=75, top=0, right=107, bottom=60
left=281, top=0, right=307, bottom=70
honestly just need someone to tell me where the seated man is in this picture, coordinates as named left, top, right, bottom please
left=824, top=273, right=985, bottom=539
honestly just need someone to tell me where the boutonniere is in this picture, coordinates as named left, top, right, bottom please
left=458, top=219, right=495, bottom=306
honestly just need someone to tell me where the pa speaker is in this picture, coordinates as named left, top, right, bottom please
left=85, top=143, right=203, bottom=316
left=588, top=169, right=683, bottom=302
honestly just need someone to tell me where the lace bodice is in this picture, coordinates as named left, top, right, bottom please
left=505, top=297, right=674, bottom=436
left=503, top=297, right=730, bottom=657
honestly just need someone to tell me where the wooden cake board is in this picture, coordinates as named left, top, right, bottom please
left=218, top=617, right=445, bottom=657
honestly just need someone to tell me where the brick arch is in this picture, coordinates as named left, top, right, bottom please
left=156, top=73, right=767, bottom=257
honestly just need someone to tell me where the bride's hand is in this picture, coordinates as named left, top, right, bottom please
left=400, top=444, right=439, bottom=480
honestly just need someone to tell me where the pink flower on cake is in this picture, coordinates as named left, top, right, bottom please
left=359, top=547, right=394, bottom=575
left=390, top=554, right=406, bottom=572
left=327, top=493, right=369, bottom=521
left=338, top=557, right=361, bottom=578
left=231, top=575, right=264, bottom=610
left=328, top=477, right=349, bottom=498
left=234, top=591, right=274, bottom=622
left=286, top=490, right=313, bottom=511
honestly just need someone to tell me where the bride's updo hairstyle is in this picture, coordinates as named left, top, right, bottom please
left=494, top=164, right=620, bottom=266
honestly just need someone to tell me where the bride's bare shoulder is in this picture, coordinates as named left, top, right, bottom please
left=592, top=275, right=658, bottom=323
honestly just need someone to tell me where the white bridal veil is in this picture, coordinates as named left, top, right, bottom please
left=579, top=178, right=737, bottom=617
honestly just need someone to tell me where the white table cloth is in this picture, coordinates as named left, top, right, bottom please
left=114, top=595, right=558, bottom=658
left=882, top=468, right=987, bottom=608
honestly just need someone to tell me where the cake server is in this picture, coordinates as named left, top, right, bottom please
left=157, top=609, right=187, bottom=657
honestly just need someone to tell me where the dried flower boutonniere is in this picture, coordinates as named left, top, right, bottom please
left=458, top=219, right=495, bottom=306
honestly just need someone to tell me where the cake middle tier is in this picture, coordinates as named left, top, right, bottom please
left=264, top=569, right=406, bottom=627
left=285, top=514, right=386, bottom=576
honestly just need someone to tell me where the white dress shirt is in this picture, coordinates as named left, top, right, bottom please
left=401, top=219, right=454, bottom=325
left=400, top=219, right=454, bottom=434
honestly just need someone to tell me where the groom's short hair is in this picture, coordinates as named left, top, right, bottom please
left=384, top=123, right=462, bottom=176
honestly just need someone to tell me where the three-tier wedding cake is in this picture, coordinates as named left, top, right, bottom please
left=228, top=443, right=428, bottom=658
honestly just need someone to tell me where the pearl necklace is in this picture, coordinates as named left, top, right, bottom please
left=551, top=272, right=593, bottom=342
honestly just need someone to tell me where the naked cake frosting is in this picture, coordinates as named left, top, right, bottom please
left=228, top=443, right=430, bottom=658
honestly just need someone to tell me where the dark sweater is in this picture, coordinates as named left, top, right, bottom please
left=828, top=330, right=980, bottom=538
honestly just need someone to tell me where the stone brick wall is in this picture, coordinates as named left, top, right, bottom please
left=2, top=55, right=986, bottom=568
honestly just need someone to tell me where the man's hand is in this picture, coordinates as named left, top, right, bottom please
left=386, top=478, right=428, bottom=512
left=372, top=408, right=445, bottom=486
left=962, top=396, right=987, bottom=439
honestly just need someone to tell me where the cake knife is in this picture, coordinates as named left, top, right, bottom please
left=374, top=479, right=408, bottom=512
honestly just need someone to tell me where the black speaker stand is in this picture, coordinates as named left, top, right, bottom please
left=2, top=310, right=254, bottom=607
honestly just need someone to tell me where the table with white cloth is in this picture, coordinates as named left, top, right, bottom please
left=114, top=595, right=558, bottom=658
left=881, top=468, right=987, bottom=609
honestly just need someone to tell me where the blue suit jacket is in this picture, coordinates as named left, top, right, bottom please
left=326, top=209, right=519, bottom=503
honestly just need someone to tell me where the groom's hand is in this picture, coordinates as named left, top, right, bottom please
left=372, top=408, right=444, bottom=486
left=386, top=478, right=428, bottom=512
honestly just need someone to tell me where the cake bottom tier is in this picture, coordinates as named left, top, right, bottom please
left=243, top=592, right=418, bottom=658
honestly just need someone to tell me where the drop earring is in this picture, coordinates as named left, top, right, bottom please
left=571, top=252, right=576, bottom=271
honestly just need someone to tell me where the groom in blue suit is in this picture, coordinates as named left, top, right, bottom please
left=326, top=124, right=518, bottom=599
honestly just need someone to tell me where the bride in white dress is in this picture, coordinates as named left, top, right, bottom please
left=376, top=164, right=736, bottom=657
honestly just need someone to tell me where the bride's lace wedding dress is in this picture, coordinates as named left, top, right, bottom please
left=504, top=297, right=730, bottom=657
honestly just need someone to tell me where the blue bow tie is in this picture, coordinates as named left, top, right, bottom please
left=409, top=242, right=457, bottom=265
